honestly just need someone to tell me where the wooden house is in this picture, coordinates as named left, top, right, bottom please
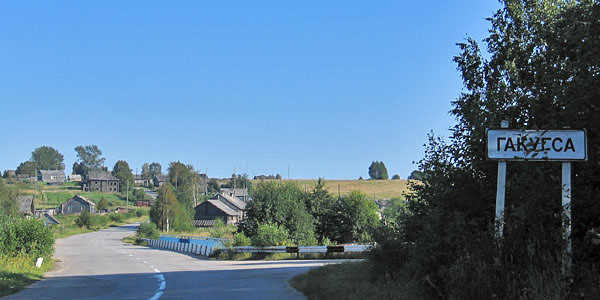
left=60, top=195, right=96, bottom=215
left=38, top=170, right=66, bottom=185
left=15, top=195, right=34, bottom=216
left=41, top=213, right=61, bottom=226
left=220, top=188, right=250, bottom=202
left=68, top=174, right=82, bottom=182
left=153, top=174, right=167, bottom=187
left=86, top=171, right=119, bottom=193
left=134, top=174, right=151, bottom=186
left=193, top=200, right=239, bottom=226
left=213, top=192, right=246, bottom=220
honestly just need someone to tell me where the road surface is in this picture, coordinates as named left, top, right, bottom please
left=4, top=224, right=334, bottom=300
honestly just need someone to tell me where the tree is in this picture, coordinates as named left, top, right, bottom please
left=149, top=162, right=162, bottom=178
left=141, top=163, right=151, bottom=181
left=368, top=161, right=389, bottom=180
left=30, top=146, right=64, bottom=170
left=407, top=170, right=425, bottom=181
left=305, top=179, right=336, bottom=244
left=75, top=210, right=91, bottom=229
left=207, top=179, right=220, bottom=193
left=73, top=145, right=106, bottom=177
left=0, top=179, right=18, bottom=217
left=150, top=184, right=192, bottom=232
left=97, top=197, right=109, bottom=211
left=392, top=174, right=401, bottom=180
left=15, top=161, right=37, bottom=177
left=370, top=1, right=600, bottom=298
left=133, top=188, right=147, bottom=200
left=112, top=160, right=134, bottom=193
left=332, top=190, right=379, bottom=243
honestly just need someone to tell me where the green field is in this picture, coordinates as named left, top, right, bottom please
left=251, top=179, right=413, bottom=199
left=16, top=182, right=133, bottom=208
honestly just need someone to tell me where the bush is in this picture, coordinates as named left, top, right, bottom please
left=74, top=210, right=91, bottom=228
left=137, top=222, right=159, bottom=240
left=109, top=213, right=123, bottom=222
left=251, top=223, right=289, bottom=247
left=232, top=232, right=251, bottom=246
left=0, top=214, right=54, bottom=258
left=136, top=210, right=143, bottom=217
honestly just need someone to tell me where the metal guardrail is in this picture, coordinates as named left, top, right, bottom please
left=147, top=239, right=218, bottom=256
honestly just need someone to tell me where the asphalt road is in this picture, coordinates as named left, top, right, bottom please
left=4, top=224, right=335, bottom=300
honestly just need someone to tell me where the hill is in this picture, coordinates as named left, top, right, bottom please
left=251, top=179, right=412, bottom=199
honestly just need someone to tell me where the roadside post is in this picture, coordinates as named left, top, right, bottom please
left=487, top=124, right=587, bottom=272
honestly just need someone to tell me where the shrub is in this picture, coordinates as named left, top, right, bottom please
left=232, top=232, right=251, bottom=246
left=109, top=213, right=123, bottom=222
left=251, top=223, right=289, bottom=247
left=137, top=222, right=159, bottom=239
left=74, top=210, right=91, bottom=228
left=136, top=210, right=143, bottom=217
left=0, top=214, right=54, bottom=258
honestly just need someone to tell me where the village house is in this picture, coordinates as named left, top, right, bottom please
left=213, top=192, right=246, bottom=220
left=41, top=213, right=60, bottom=226
left=135, top=199, right=155, bottom=207
left=15, top=195, right=34, bottom=216
left=134, top=174, right=151, bottom=186
left=193, top=199, right=239, bottom=227
left=220, top=188, right=250, bottom=202
left=153, top=174, right=167, bottom=187
left=85, top=171, right=120, bottom=193
left=68, top=174, right=82, bottom=182
left=38, top=170, right=66, bottom=185
left=60, top=195, right=96, bottom=215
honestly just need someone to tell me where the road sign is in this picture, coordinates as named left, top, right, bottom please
left=487, top=129, right=587, bottom=161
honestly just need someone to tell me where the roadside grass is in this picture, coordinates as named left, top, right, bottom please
left=0, top=255, right=54, bottom=297
left=290, top=261, right=409, bottom=300
left=122, top=235, right=147, bottom=246
left=54, top=209, right=149, bottom=239
left=250, top=179, right=412, bottom=199
left=212, top=250, right=366, bottom=261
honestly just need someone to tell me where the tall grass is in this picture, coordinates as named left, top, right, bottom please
left=0, top=255, right=54, bottom=297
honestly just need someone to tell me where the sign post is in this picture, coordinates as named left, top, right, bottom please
left=487, top=125, right=586, bottom=272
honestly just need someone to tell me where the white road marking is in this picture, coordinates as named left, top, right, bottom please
left=143, top=261, right=148, bottom=264
left=154, top=268, right=161, bottom=273
left=129, top=254, right=133, bottom=257
left=149, top=274, right=166, bottom=300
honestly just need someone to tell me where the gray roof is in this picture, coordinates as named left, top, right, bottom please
left=38, top=170, right=66, bottom=183
left=221, top=188, right=249, bottom=197
left=68, top=195, right=96, bottom=207
left=134, top=174, right=144, bottom=180
left=193, top=219, right=218, bottom=227
left=154, top=174, right=167, bottom=182
left=16, top=195, right=34, bottom=215
left=217, top=193, right=246, bottom=211
left=207, top=199, right=238, bottom=216
left=42, top=213, right=61, bottom=225
left=88, top=171, right=119, bottom=181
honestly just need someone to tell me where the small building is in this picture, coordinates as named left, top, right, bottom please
left=68, top=174, right=82, bottom=182
left=115, top=207, right=129, bottom=213
left=41, top=213, right=61, bottom=226
left=135, top=199, right=155, bottom=207
left=17, top=174, right=38, bottom=182
left=153, top=174, right=167, bottom=187
left=38, top=170, right=66, bottom=185
left=5, top=170, right=16, bottom=178
left=35, top=208, right=58, bottom=217
left=86, top=171, right=120, bottom=193
left=15, top=195, right=35, bottom=216
left=193, top=200, right=239, bottom=226
left=220, top=188, right=250, bottom=202
left=213, top=192, right=246, bottom=221
left=134, top=174, right=151, bottom=186
left=60, top=195, right=96, bottom=215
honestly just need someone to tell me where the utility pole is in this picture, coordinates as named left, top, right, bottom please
left=126, top=180, right=129, bottom=209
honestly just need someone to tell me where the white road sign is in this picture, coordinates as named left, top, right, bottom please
left=487, top=129, right=587, bottom=161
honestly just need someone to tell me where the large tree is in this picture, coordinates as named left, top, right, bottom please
left=368, top=161, right=389, bottom=180
left=15, top=161, right=37, bottom=177
left=112, top=160, right=134, bottom=193
left=31, top=146, right=64, bottom=170
left=73, top=145, right=106, bottom=177
left=149, top=162, right=162, bottom=177
left=370, top=1, right=600, bottom=298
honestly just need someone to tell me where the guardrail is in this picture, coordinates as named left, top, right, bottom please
left=147, top=239, right=219, bottom=256
left=147, top=238, right=372, bottom=257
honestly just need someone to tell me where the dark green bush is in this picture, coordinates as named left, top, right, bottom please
left=137, top=222, right=159, bottom=239
left=251, top=223, right=289, bottom=247
left=0, top=214, right=54, bottom=258
left=74, top=210, right=91, bottom=228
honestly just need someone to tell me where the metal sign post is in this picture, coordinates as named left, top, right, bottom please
left=487, top=123, right=586, bottom=272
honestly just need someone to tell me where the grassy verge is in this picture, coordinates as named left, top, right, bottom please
left=212, top=250, right=366, bottom=261
left=54, top=208, right=149, bottom=239
left=0, top=255, right=54, bottom=297
left=290, top=261, right=410, bottom=300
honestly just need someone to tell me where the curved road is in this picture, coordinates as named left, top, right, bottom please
left=4, top=224, right=334, bottom=300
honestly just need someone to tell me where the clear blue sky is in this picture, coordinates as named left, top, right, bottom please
left=0, top=1, right=500, bottom=179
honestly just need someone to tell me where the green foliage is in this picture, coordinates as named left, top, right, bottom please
left=210, top=218, right=232, bottom=238
left=391, top=174, right=400, bottom=180
left=0, top=214, right=54, bottom=258
left=368, top=1, right=600, bottom=299
left=407, top=170, right=426, bottom=180
left=73, top=145, right=106, bottom=177
left=150, top=184, right=192, bottom=232
left=149, top=162, right=161, bottom=178
left=0, top=180, right=18, bottom=217
left=137, top=222, right=159, bottom=239
left=74, top=210, right=92, bottom=228
left=96, top=197, right=108, bottom=211
left=232, top=232, right=251, bottom=246
left=368, top=161, right=388, bottom=180
left=251, top=223, right=289, bottom=247
left=133, top=188, right=147, bottom=200
left=112, top=160, right=134, bottom=193
left=30, top=146, right=64, bottom=170
left=332, top=191, right=379, bottom=243
left=15, top=161, right=37, bottom=177
left=207, top=178, right=220, bottom=193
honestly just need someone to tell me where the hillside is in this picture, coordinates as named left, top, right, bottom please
left=251, top=179, right=413, bottom=199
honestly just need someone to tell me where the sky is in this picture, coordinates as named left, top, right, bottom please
left=0, top=1, right=501, bottom=179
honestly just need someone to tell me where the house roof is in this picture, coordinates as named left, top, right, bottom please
left=38, top=170, right=66, bottom=183
left=134, top=174, right=144, bottom=180
left=15, top=195, right=34, bottom=215
left=68, top=174, right=82, bottom=180
left=154, top=174, right=167, bottom=182
left=42, top=213, right=61, bottom=225
left=221, top=188, right=248, bottom=197
left=68, top=195, right=96, bottom=207
left=217, top=192, right=246, bottom=210
left=88, top=171, right=119, bottom=181
left=193, top=219, right=218, bottom=227
left=207, top=199, right=238, bottom=216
